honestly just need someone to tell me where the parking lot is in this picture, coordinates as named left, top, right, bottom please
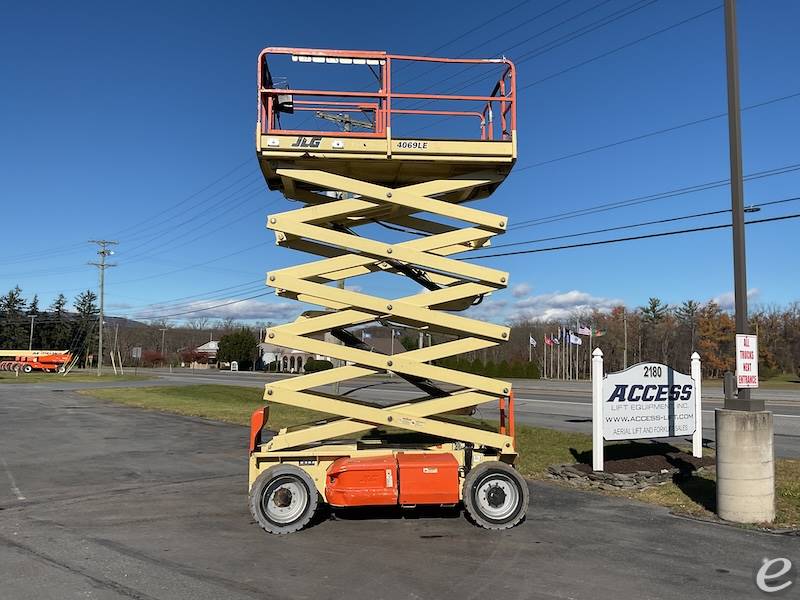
left=1, top=383, right=797, bottom=600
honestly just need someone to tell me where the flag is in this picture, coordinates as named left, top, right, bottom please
left=592, top=328, right=607, bottom=337
left=529, top=334, right=537, bottom=347
left=577, top=324, right=592, bottom=336
left=551, top=333, right=560, bottom=345
left=545, top=336, right=554, bottom=346
left=570, top=333, right=582, bottom=345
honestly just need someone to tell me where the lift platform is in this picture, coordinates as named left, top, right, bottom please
left=249, top=47, right=527, bottom=533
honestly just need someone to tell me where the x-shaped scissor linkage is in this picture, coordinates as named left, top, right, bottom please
left=261, top=168, right=515, bottom=453
left=263, top=386, right=512, bottom=452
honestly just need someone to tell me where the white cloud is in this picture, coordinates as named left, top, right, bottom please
left=511, top=283, right=532, bottom=298
left=510, top=289, right=623, bottom=322
left=467, top=298, right=509, bottom=322
left=133, top=299, right=298, bottom=322
left=711, top=288, right=760, bottom=311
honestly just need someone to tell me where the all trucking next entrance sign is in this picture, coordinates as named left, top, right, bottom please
left=591, top=349, right=703, bottom=471
left=735, top=334, right=759, bottom=388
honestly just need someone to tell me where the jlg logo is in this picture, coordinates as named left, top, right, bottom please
left=291, top=136, right=322, bottom=148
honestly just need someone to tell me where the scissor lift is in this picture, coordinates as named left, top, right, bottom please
left=249, top=47, right=527, bottom=533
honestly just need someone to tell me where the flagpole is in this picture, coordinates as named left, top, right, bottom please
left=567, top=330, right=571, bottom=381
left=557, top=328, right=561, bottom=380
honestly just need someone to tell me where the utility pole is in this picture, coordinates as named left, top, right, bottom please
left=28, top=315, right=36, bottom=351
left=89, top=240, right=118, bottom=376
left=160, top=327, right=168, bottom=368
left=723, top=0, right=759, bottom=412
left=715, top=0, right=774, bottom=524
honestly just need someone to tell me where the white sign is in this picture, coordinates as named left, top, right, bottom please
left=230, top=361, right=239, bottom=371
left=131, top=347, right=142, bottom=360
left=602, top=363, right=696, bottom=441
left=591, top=350, right=703, bottom=471
left=735, top=334, right=759, bottom=388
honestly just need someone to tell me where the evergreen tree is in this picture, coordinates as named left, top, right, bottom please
left=0, top=286, right=28, bottom=349
left=27, top=294, right=39, bottom=315
left=73, top=290, right=99, bottom=364
left=675, top=300, right=700, bottom=351
left=639, top=297, right=669, bottom=323
left=45, top=294, right=72, bottom=350
left=217, top=328, right=259, bottom=370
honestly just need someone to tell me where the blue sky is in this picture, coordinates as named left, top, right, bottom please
left=1, top=0, right=799, bottom=324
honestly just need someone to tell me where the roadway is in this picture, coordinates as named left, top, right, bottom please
left=130, top=369, right=800, bottom=458
left=1, top=383, right=797, bottom=600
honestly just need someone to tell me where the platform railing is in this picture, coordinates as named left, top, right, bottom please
left=258, top=48, right=515, bottom=141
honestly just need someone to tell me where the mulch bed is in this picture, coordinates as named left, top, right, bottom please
left=572, top=452, right=715, bottom=475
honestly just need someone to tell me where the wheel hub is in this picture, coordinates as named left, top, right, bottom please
left=273, top=487, right=293, bottom=508
left=486, top=485, right=507, bottom=508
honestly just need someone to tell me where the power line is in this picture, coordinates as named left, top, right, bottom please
left=394, top=0, right=577, bottom=86
left=397, top=0, right=534, bottom=71
left=467, top=211, right=800, bottom=258
left=117, top=192, right=269, bottom=265
left=515, top=90, right=800, bottom=172
left=509, top=160, right=800, bottom=230
left=134, top=291, right=276, bottom=320
left=1, top=158, right=256, bottom=267
left=112, top=242, right=270, bottom=286
left=118, top=281, right=267, bottom=313
left=116, top=175, right=264, bottom=257
left=520, top=4, right=721, bottom=89
left=480, top=195, right=800, bottom=251
left=109, top=156, right=254, bottom=239
left=403, top=0, right=655, bottom=116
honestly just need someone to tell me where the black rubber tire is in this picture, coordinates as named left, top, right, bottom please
left=22, top=365, right=33, bottom=373
left=249, top=464, right=319, bottom=534
left=463, top=461, right=528, bottom=530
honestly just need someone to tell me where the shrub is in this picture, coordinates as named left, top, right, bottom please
left=304, top=359, right=333, bottom=373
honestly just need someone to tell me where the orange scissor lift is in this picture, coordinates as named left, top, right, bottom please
left=249, top=47, right=527, bottom=533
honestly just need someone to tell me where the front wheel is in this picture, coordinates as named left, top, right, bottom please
left=249, top=464, right=319, bottom=534
left=22, top=364, right=33, bottom=373
left=463, top=461, right=528, bottom=530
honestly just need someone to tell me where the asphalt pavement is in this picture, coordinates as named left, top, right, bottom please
left=0, top=382, right=798, bottom=599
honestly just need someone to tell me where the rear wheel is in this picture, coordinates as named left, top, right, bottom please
left=22, top=365, right=33, bottom=373
left=463, top=461, right=528, bottom=530
left=249, top=464, right=319, bottom=534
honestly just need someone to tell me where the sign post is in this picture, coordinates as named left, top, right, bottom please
left=592, top=349, right=604, bottom=471
left=131, top=347, right=142, bottom=376
left=690, top=352, right=703, bottom=458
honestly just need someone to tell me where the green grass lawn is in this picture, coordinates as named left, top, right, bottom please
left=80, top=384, right=799, bottom=529
left=701, top=372, right=800, bottom=389
left=0, top=372, right=152, bottom=384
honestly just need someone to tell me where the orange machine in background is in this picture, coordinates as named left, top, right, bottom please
left=0, top=351, right=72, bottom=373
